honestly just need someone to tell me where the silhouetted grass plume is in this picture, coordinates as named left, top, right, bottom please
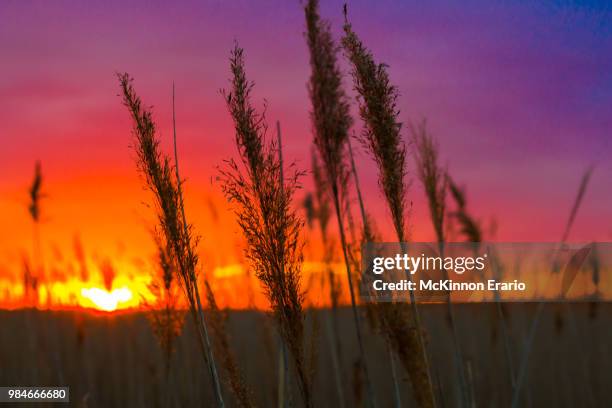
left=342, top=10, right=436, bottom=408
left=219, top=45, right=312, bottom=407
left=304, top=1, right=376, bottom=406
left=118, top=73, right=225, bottom=407
left=411, top=121, right=469, bottom=407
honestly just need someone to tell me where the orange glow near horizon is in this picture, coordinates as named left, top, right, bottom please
left=0, top=258, right=355, bottom=312
left=0, top=251, right=608, bottom=313
left=0, top=266, right=157, bottom=312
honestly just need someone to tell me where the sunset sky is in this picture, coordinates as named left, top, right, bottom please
left=1, top=0, right=611, bottom=308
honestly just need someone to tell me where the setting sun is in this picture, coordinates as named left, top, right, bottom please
left=80, top=286, right=133, bottom=312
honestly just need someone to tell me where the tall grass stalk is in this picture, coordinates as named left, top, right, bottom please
left=304, top=1, right=376, bottom=406
left=447, top=178, right=482, bottom=244
left=172, top=83, right=225, bottom=407
left=25, top=162, right=44, bottom=384
left=146, top=233, right=184, bottom=407
left=277, top=343, right=288, bottom=408
left=448, top=177, right=516, bottom=393
left=511, top=167, right=593, bottom=408
left=311, top=150, right=345, bottom=408
left=147, top=233, right=184, bottom=378
left=342, top=13, right=436, bottom=408
left=277, top=120, right=291, bottom=408
left=386, top=340, right=402, bottom=408
left=118, top=74, right=225, bottom=407
left=204, top=280, right=255, bottom=408
left=219, top=45, right=311, bottom=407
left=348, top=139, right=401, bottom=408
left=27, top=162, right=65, bottom=388
left=561, top=167, right=593, bottom=244
left=28, top=161, right=43, bottom=281
left=347, top=139, right=372, bottom=243
left=27, top=161, right=54, bottom=307
left=411, top=123, right=469, bottom=407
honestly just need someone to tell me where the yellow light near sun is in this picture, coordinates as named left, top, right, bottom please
left=23, top=260, right=158, bottom=312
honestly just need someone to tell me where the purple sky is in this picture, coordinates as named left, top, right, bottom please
left=0, top=0, right=611, bottom=259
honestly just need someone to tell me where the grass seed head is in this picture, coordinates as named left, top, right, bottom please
left=411, top=121, right=447, bottom=243
left=28, top=161, right=43, bottom=223
left=305, top=0, right=352, bottom=196
left=342, top=14, right=408, bottom=241
left=220, top=45, right=311, bottom=407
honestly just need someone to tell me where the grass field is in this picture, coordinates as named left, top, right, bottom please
left=1, top=303, right=608, bottom=407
